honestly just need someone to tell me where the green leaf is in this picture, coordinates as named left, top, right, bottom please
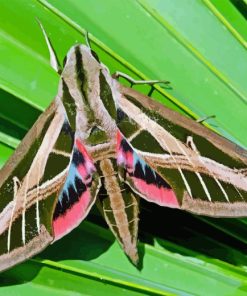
left=1, top=0, right=247, bottom=295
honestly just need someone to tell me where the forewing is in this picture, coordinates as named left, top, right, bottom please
left=0, top=100, right=69, bottom=271
left=117, top=85, right=247, bottom=217
left=0, top=85, right=100, bottom=273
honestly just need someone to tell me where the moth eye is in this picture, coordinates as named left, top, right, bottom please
left=87, top=126, right=108, bottom=145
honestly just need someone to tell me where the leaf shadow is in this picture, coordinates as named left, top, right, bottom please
left=40, top=207, right=115, bottom=263
left=139, top=199, right=247, bottom=269
left=0, top=208, right=116, bottom=287
left=0, top=262, right=43, bottom=287
left=0, top=204, right=147, bottom=287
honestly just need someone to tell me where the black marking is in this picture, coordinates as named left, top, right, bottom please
left=62, top=120, right=74, bottom=140
left=68, top=184, right=79, bottom=205
left=53, top=191, right=69, bottom=220
left=117, top=108, right=126, bottom=123
left=99, top=70, right=117, bottom=119
left=75, top=45, right=88, bottom=104
left=121, top=138, right=133, bottom=153
left=53, top=195, right=64, bottom=220
left=98, top=182, right=108, bottom=203
left=120, top=135, right=172, bottom=190
left=133, top=161, right=145, bottom=180
left=61, top=79, right=77, bottom=131
left=61, top=191, right=71, bottom=213
left=53, top=179, right=85, bottom=220
left=75, top=176, right=87, bottom=196
left=53, top=176, right=87, bottom=220
left=133, top=161, right=171, bottom=189
left=72, top=149, right=85, bottom=166
left=63, top=55, right=67, bottom=67
left=144, top=165, right=156, bottom=185
left=117, top=113, right=140, bottom=139
left=155, top=171, right=171, bottom=189
left=91, top=49, right=100, bottom=62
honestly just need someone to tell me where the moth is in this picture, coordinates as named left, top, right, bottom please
left=0, top=21, right=246, bottom=272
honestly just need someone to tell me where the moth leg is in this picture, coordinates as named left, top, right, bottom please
left=113, top=72, right=170, bottom=96
left=36, top=18, right=62, bottom=74
left=113, top=71, right=170, bottom=87
left=196, top=115, right=216, bottom=123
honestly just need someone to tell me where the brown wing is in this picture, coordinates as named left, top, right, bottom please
left=117, top=85, right=247, bottom=217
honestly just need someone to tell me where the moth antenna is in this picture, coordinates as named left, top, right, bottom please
left=85, top=31, right=91, bottom=49
left=36, top=18, right=62, bottom=74
left=112, top=72, right=170, bottom=85
left=84, top=31, right=100, bottom=62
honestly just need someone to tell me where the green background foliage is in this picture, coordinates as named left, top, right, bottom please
left=0, top=0, right=247, bottom=295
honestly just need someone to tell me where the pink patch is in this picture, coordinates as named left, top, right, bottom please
left=133, top=178, right=179, bottom=208
left=116, top=131, right=134, bottom=170
left=125, top=151, right=134, bottom=171
left=117, top=151, right=125, bottom=165
left=76, top=139, right=93, bottom=162
left=76, top=138, right=96, bottom=176
left=53, top=191, right=91, bottom=240
left=78, top=164, right=88, bottom=180
left=116, top=130, right=122, bottom=150
left=116, top=130, right=179, bottom=208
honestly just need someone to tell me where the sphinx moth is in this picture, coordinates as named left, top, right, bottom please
left=0, top=23, right=246, bottom=272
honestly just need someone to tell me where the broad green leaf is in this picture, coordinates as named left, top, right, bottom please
left=1, top=0, right=247, bottom=295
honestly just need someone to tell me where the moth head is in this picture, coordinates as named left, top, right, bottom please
left=61, top=44, right=118, bottom=141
